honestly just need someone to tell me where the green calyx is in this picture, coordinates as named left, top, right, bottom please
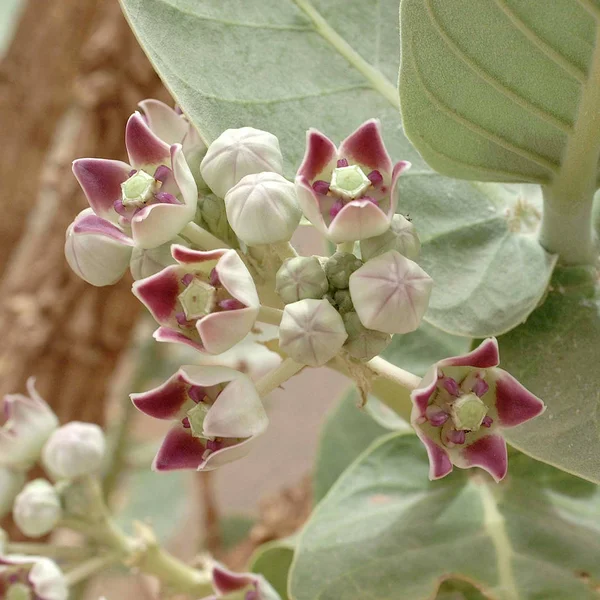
left=121, top=170, right=157, bottom=206
left=330, top=165, right=371, bottom=199
left=324, top=252, right=363, bottom=290
left=276, top=256, right=329, bottom=304
left=342, top=311, right=392, bottom=361
left=450, top=393, right=488, bottom=432
left=178, top=279, right=216, bottom=320
left=187, top=402, right=210, bottom=439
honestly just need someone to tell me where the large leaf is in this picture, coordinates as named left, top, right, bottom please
left=399, top=0, right=600, bottom=186
left=290, top=434, right=600, bottom=600
left=250, top=538, right=297, bottom=600
left=500, top=266, right=600, bottom=483
left=120, top=0, right=555, bottom=337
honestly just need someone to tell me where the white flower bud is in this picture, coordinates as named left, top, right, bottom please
left=349, top=250, right=433, bottom=334
left=13, top=479, right=61, bottom=538
left=360, top=214, right=420, bottom=262
left=324, top=252, right=363, bottom=290
left=279, top=299, right=347, bottom=367
left=342, top=311, right=392, bottom=361
left=276, top=256, right=329, bottom=304
left=42, top=422, right=106, bottom=480
left=225, top=172, right=301, bottom=246
left=200, top=127, right=283, bottom=198
left=0, top=468, right=26, bottom=519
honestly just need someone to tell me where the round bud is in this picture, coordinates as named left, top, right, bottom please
left=360, top=214, right=420, bottom=262
left=279, top=299, right=347, bottom=367
left=324, top=252, right=362, bottom=290
left=342, top=311, right=392, bottom=361
left=225, top=172, right=302, bottom=246
left=13, top=479, right=62, bottom=538
left=333, top=289, right=354, bottom=314
left=200, top=127, right=283, bottom=198
left=275, top=256, right=329, bottom=304
left=42, top=422, right=106, bottom=480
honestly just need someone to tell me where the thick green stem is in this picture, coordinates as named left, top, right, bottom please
left=181, top=222, right=230, bottom=250
left=255, top=357, right=305, bottom=397
left=539, top=21, right=600, bottom=265
left=257, top=305, right=283, bottom=326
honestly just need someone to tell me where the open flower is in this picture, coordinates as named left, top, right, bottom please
left=295, top=119, right=410, bottom=243
left=72, top=112, right=197, bottom=250
left=0, top=554, right=67, bottom=600
left=410, top=338, right=545, bottom=482
left=200, top=563, right=281, bottom=600
left=131, top=366, right=268, bottom=472
left=133, top=244, right=260, bottom=355
left=0, top=379, right=58, bottom=470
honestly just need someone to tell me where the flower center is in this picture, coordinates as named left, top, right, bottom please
left=329, top=165, right=371, bottom=199
left=178, top=278, right=216, bottom=320
left=121, top=170, right=160, bottom=207
left=449, top=393, right=488, bottom=432
left=186, top=401, right=210, bottom=439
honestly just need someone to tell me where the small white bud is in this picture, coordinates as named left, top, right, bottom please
left=225, top=172, right=302, bottom=246
left=279, top=299, right=347, bottom=367
left=13, top=479, right=62, bottom=538
left=360, top=214, right=420, bottom=262
left=42, top=422, right=106, bottom=480
left=200, top=127, right=283, bottom=198
left=276, top=256, right=329, bottom=304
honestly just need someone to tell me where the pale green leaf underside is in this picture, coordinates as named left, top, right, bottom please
left=500, top=267, right=600, bottom=484
left=399, top=0, right=600, bottom=184
left=291, top=434, right=600, bottom=600
left=120, top=0, right=555, bottom=336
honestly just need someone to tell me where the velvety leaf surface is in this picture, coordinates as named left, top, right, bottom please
left=250, top=538, right=296, bottom=600
left=120, top=0, right=555, bottom=337
left=399, top=0, right=600, bottom=185
left=291, top=434, right=600, bottom=600
left=500, top=266, right=600, bottom=483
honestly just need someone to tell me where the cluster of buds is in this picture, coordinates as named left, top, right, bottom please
left=63, top=98, right=544, bottom=485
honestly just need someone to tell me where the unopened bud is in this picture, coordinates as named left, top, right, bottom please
left=324, top=252, right=362, bottom=290
left=225, top=172, right=302, bottom=246
left=42, top=422, right=106, bottom=480
left=342, top=311, right=392, bottom=361
left=275, top=256, right=328, bottom=304
left=333, top=289, right=354, bottom=314
left=279, top=299, right=347, bottom=367
left=13, top=479, right=61, bottom=538
left=360, top=214, right=420, bottom=261
left=200, top=127, right=283, bottom=198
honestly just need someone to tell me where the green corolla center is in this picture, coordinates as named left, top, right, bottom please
left=121, top=170, right=157, bottom=206
left=450, top=393, right=488, bottom=432
left=178, top=279, right=216, bottom=320
left=6, top=583, right=33, bottom=600
left=329, top=165, right=371, bottom=199
left=187, top=402, right=210, bottom=439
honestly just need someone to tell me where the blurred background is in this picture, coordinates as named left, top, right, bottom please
left=0, top=1, right=347, bottom=596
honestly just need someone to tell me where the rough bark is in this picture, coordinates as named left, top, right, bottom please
left=0, top=0, right=170, bottom=424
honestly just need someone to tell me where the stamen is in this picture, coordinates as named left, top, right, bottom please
left=209, top=268, right=220, bottom=287
left=219, top=298, right=245, bottom=311
left=181, top=273, right=194, bottom=286
left=181, top=417, right=191, bottom=429
left=175, top=312, right=194, bottom=327
left=472, top=378, right=489, bottom=397
left=206, top=439, right=222, bottom=452
left=446, top=429, right=466, bottom=445
left=128, top=169, right=137, bottom=177
left=337, top=158, right=349, bottom=168
left=154, top=165, right=171, bottom=183
left=113, top=199, right=128, bottom=217
left=188, top=386, right=207, bottom=404
left=443, top=378, right=461, bottom=397
left=154, top=192, right=178, bottom=204
left=482, top=416, right=493, bottom=428
left=367, top=170, right=383, bottom=186
left=426, top=405, right=449, bottom=427
left=312, top=180, right=330, bottom=195
left=329, top=199, right=344, bottom=219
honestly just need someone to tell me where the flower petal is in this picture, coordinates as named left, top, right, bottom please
left=132, top=265, right=181, bottom=323
left=462, top=434, right=508, bottom=482
left=138, top=99, right=188, bottom=145
left=198, top=435, right=260, bottom=471
left=125, top=111, right=171, bottom=170
left=388, top=160, right=411, bottom=217
left=215, top=249, right=260, bottom=309
left=130, top=371, right=190, bottom=420
left=72, top=158, right=130, bottom=219
left=492, top=369, right=545, bottom=427
left=410, top=365, right=439, bottom=417
left=338, top=119, right=393, bottom=175
left=171, top=245, right=226, bottom=265
left=327, top=198, right=391, bottom=243
left=297, top=128, right=338, bottom=181
left=439, top=337, right=500, bottom=370
left=152, top=424, right=206, bottom=471
left=415, top=428, right=453, bottom=480
left=197, top=309, right=260, bottom=355
left=153, top=326, right=205, bottom=352
left=294, top=176, right=328, bottom=236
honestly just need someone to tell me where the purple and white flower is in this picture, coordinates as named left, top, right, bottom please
left=131, top=366, right=268, bottom=472
left=201, top=562, right=281, bottom=600
left=0, top=554, right=67, bottom=600
left=133, top=244, right=260, bottom=355
left=410, top=338, right=545, bottom=482
left=295, top=119, right=410, bottom=243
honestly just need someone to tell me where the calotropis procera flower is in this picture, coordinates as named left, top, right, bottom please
left=224, top=172, right=302, bottom=246
left=295, top=119, right=410, bottom=243
left=201, top=563, right=281, bottom=600
left=0, top=378, right=59, bottom=470
left=200, top=127, right=284, bottom=199
left=131, top=366, right=268, bottom=472
left=279, top=298, right=348, bottom=367
left=133, top=244, right=260, bottom=355
left=72, top=112, right=197, bottom=249
left=349, top=250, right=433, bottom=335
left=410, top=338, right=545, bottom=482
left=0, top=555, right=67, bottom=600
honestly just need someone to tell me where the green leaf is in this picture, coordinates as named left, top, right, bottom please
left=290, top=434, right=600, bottom=600
left=399, top=0, right=600, bottom=186
left=500, top=266, right=600, bottom=483
left=220, top=515, right=256, bottom=550
left=119, top=0, right=555, bottom=336
left=250, top=538, right=296, bottom=600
